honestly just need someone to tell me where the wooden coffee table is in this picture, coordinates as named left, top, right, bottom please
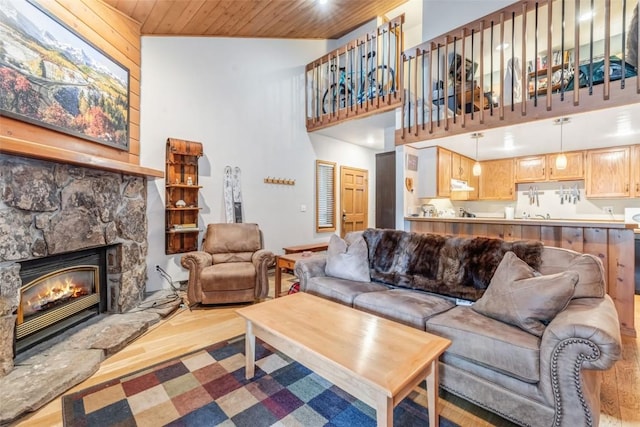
left=236, top=293, right=451, bottom=426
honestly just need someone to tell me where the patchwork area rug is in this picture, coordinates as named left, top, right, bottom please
left=62, top=336, right=459, bottom=426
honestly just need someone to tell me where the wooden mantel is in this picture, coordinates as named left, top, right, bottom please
left=0, top=136, right=163, bottom=178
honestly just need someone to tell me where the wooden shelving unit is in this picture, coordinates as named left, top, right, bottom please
left=527, top=63, right=571, bottom=98
left=165, top=138, right=203, bottom=255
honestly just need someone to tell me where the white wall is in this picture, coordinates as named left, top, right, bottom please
left=140, top=37, right=379, bottom=290
left=422, top=0, right=519, bottom=42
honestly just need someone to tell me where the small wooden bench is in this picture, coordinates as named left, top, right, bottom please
left=282, top=242, right=329, bottom=254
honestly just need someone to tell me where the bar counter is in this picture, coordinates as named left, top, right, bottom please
left=406, top=216, right=637, bottom=337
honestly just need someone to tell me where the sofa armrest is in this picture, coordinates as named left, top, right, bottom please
left=539, top=295, right=622, bottom=426
left=252, top=249, right=275, bottom=298
left=293, top=256, right=327, bottom=292
left=181, top=251, right=213, bottom=304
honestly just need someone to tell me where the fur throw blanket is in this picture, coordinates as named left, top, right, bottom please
left=362, top=229, right=543, bottom=301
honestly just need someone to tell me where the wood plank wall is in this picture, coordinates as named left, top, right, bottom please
left=410, top=220, right=637, bottom=337
left=0, top=0, right=142, bottom=166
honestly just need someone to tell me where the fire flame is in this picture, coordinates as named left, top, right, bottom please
left=23, top=276, right=90, bottom=317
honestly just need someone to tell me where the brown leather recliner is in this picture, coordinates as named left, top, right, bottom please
left=181, top=223, right=274, bottom=305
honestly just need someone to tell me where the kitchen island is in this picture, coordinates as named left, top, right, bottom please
left=407, top=216, right=637, bottom=337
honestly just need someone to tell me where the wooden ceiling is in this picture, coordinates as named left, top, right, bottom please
left=104, top=0, right=409, bottom=39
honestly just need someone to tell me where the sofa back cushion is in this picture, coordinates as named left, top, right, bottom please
left=203, top=223, right=262, bottom=256
left=439, top=237, right=544, bottom=301
left=538, top=246, right=605, bottom=298
left=362, top=229, right=544, bottom=301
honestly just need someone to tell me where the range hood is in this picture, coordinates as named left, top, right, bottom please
left=451, top=179, right=475, bottom=192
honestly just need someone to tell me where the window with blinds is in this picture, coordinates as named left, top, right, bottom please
left=316, top=160, right=336, bottom=233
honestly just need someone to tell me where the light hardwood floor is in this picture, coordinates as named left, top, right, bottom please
left=14, top=275, right=640, bottom=427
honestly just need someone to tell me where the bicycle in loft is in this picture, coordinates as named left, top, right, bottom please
left=322, top=51, right=396, bottom=114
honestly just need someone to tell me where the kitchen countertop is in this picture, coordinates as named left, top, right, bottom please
left=406, top=216, right=637, bottom=230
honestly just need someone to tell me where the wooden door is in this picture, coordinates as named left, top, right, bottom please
left=341, top=166, right=368, bottom=238
left=586, top=146, right=630, bottom=198
left=547, top=151, right=584, bottom=181
left=514, top=155, right=546, bottom=183
left=479, top=158, right=515, bottom=200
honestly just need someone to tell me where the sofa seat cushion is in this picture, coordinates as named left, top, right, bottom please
left=305, top=276, right=389, bottom=306
left=201, top=262, right=256, bottom=291
left=427, top=306, right=541, bottom=383
left=353, top=289, right=455, bottom=330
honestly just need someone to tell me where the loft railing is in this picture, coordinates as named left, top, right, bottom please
left=398, top=0, right=640, bottom=143
left=305, top=15, right=404, bottom=132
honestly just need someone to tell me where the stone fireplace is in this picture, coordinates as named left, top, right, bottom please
left=0, top=154, right=149, bottom=376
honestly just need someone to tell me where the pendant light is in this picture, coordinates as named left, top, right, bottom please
left=554, top=117, right=570, bottom=170
left=471, top=132, right=482, bottom=176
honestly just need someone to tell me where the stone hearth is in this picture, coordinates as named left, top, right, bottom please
left=0, top=154, right=149, bottom=376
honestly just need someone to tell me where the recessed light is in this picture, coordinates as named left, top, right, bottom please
left=318, top=0, right=328, bottom=4
left=495, top=43, right=509, bottom=51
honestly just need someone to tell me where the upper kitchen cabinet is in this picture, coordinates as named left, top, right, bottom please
left=515, top=151, right=584, bottom=182
left=586, top=146, right=630, bottom=198
left=479, top=158, right=515, bottom=200
left=631, top=145, right=640, bottom=198
left=417, top=146, right=477, bottom=200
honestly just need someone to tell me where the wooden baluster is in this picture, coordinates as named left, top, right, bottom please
left=490, top=20, right=494, bottom=117
left=604, top=0, right=611, bottom=100
left=621, top=0, right=627, bottom=90
left=560, top=0, right=566, bottom=101
left=444, top=36, right=450, bottom=130
left=436, top=43, right=442, bottom=127
left=574, top=0, right=581, bottom=105
left=521, top=2, right=528, bottom=116
left=349, top=44, right=354, bottom=112
left=471, top=28, right=476, bottom=121
left=534, top=2, right=539, bottom=107
left=479, top=20, right=485, bottom=124
left=414, top=48, right=419, bottom=136
left=461, top=28, right=466, bottom=127
left=428, top=44, right=434, bottom=134
left=407, top=54, right=412, bottom=134
left=500, top=12, right=505, bottom=119
left=421, top=49, right=426, bottom=131
left=401, top=52, right=406, bottom=139
left=546, top=0, right=553, bottom=111
left=374, top=32, right=380, bottom=109
left=510, top=11, right=515, bottom=110
left=305, top=64, right=309, bottom=124
left=589, top=0, right=594, bottom=96
left=452, top=35, right=457, bottom=124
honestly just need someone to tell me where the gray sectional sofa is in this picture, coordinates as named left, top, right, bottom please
left=294, top=228, right=622, bottom=427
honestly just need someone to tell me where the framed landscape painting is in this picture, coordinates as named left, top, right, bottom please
left=0, top=0, right=130, bottom=150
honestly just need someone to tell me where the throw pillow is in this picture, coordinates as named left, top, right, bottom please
left=325, top=234, right=371, bottom=282
left=472, top=251, right=578, bottom=337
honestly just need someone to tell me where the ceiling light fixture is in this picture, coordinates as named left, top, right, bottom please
left=471, top=132, right=483, bottom=176
left=554, top=117, right=570, bottom=170
left=318, top=0, right=328, bottom=4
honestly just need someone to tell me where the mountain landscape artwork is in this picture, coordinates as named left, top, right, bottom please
left=0, top=0, right=129, bottom=150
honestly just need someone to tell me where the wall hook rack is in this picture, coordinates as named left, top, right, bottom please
left=264, top=177, right=295, bottom=185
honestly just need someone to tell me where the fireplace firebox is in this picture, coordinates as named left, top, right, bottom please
left=15, top=247, right=108, bottom=354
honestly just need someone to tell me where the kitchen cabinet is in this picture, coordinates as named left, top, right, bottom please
left=165, top=138, right=203, bottom=254
left=417, top=147, right=477, bottom=200
left=514, top=155, right=546, bottom=183
left=479, top=158, right=515, bottom=200
left=514, top=151, right=584, bottom=183
left=586, top=146, right=630, bottom=198
left=547, top=151, right=584, bottom=181
left=437, top=147, right=452, bottom=198
left=632, top=145, right=640, bottom=198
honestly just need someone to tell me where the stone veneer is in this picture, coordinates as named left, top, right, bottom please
left=0, top=154, right=149, bottom=376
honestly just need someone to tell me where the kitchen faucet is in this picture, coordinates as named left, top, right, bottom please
left=535, top=214, right=551, bottom=219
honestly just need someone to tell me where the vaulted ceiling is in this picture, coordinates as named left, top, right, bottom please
left=104, top=0, right=409, bottom=39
